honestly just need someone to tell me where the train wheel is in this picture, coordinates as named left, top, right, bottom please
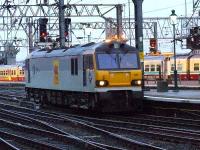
left=88, top=94, right=95, bottom=110
left=25, top=88, right=31, bottom=101
left=40, top=91, right=48, bottom=107
left=63, top=93, right=69, bottom=107
left=88, top=94, right=102, bottom=112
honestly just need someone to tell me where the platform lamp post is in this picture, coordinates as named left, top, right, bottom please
left=85, top=24, right=92, bottom=43
left=169, top=9, right=178, bottom=91
left=80, top=23, right=87, bottom=43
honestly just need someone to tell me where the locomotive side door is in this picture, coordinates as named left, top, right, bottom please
left=25, top=59, right=31, bottom=83
left=83, top=55, right=94, bottom=88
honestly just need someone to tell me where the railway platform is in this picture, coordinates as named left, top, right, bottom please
left=145, top=80, right=200, bottom=90
left=144, top=89, right=200, bottom=104
left=144, top=80, right=200, bottom=104
left=0, top=82, right=25, bottom=87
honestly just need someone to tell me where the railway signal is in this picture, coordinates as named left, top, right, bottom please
left=150, top=38, right=157, bottom=53
left=187, top=26, right=200, bottom=50
left=39, top=18, right=48, bottom=42
left=64, top=18, right=71, bottom=40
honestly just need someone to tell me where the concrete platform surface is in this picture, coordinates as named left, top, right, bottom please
left=144, top=89, right=200, bottom=103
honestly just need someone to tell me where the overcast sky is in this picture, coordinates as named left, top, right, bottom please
left=78, top=0, right=193, bottom=17
left=143, top=0, right=193, bottom=17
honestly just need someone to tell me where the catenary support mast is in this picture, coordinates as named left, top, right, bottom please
left=59, top=0, right=65, bottom=48
left=116, top=5, right=123, bottom=39
left=133, top=0, right=144, bottom=89
left=133, top=0, right=143, bottom=55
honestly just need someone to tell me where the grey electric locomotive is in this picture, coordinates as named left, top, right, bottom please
left=25, top=41, right=143, bottom=112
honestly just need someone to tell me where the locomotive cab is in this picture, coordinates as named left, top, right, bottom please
left=92, top=41, right=143, bottom=111
left=95, top=41, right=142, bottom=88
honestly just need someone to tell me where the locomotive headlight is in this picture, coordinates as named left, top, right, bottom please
left=96, top=80, right=108, bottom=87
left=131, top=80, right=142, bottom=86
left=99, top=81, right=106, bottom=86
left=135, top=80, right=142, bottom=85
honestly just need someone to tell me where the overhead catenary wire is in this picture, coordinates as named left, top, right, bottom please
left=143, top=1, right=192, bottom=14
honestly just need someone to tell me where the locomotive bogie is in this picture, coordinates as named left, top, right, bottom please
left=26, top=87, right=143, bottom=112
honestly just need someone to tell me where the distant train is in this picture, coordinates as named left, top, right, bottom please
left=144, top=53, right=200, bottom=81
left=25, top=40, right=144, bottom=112
left=0, top=65, right=25, bottom=82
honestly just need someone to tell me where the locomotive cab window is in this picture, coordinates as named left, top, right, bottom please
left=71, top=58, right=78, bottom=75
left=96, top=52, right=139, bottom=70
left=119, top=53, right=138, bottom=69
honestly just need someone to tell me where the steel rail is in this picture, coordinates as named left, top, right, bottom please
left=0, top=137, right=20, bottom=150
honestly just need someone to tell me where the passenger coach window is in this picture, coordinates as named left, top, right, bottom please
left=156, top=65, right=160, bottom=71
left=145, top=65, right=149, bottom=72
left=150, top=65, right=155, bottom=72
left=171, top=64, right=174, bottom=71
left=194, top=63, right=199, bottom=71
left=177, top=64, right=182, bottom=71
left=71, top=58, right=78, bottom=75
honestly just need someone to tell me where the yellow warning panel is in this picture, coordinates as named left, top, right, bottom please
left=139, top=52, right=144, bottom=61
left=53, top=60, right=59, bottom=85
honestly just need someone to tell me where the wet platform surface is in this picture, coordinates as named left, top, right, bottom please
left=144, top=89, right=200, bottom=103
left=145, top=89, right=200, bottom=99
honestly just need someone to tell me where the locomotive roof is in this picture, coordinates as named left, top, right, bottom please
left=27, top=42, right=99, bottom=59
left=27, top=41, right=138, bottom=59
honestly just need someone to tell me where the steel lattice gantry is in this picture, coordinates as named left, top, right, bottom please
left=0, top=1, right=200, bottom=50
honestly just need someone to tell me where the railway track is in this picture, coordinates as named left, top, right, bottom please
left=45, top=111, right=200, bottom=149
left=0, top=109, right=108, bottom=150
left=0, top=137, right=21, bottom=150
left=0, top=103, right=161, bottom=150
left=0, top=85, right=199, bottom=149
left=104, top=114, right=200, bottom=130
left=145, top=106, right=200, bottom=119
left=1, top=101, right=199, bottom=149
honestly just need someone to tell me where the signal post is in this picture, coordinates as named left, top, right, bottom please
left=133, top=0, right=144, bottom=89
